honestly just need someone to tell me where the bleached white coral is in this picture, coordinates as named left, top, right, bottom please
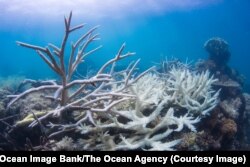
left=167, top=68, right=220, bottom=115
left=111, top=106, right=200, bottom=150
left=6, top=12, right=220, bottom=151
left=130, top=73, right=167, bottom=109
left=73, top=64, right=220, bottom=151
left=220, top=97, right=242, bottom=119
left=52, top=136, right=76, bottom=151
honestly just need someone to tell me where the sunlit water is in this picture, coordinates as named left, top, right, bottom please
left=0, top=0, right=249, bottom=90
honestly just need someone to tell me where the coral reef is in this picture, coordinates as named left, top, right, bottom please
left=42, top=66, right=219, bottom=151
left=130, top=73, right=167, bottom=109
left=177, top=131, right=220, bottom=151
left=0, top=89, right=12, bottom=131
left=7, top=12, right=150, bottom=128
left=52, top=136, right=76, bottom=151
left=0, top=12, right=222, bottom=151
left=220, top=98, right=242, bottom=119
left=195, top=131, right=220, bottom=150
left=198, top=37, right=244, bottom=87
left=194, top=37, right=250, bottom=150
left=220, top=118, right=237, bottom=139
left=0, top=75, right=25, bottom=92
left=204, top=37, right=230, bottom=66
left=167, top=68, right=219, bottom=116
left=1, top=15, right=249, bottom=151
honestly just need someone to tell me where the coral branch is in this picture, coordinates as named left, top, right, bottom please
left=8, top=12, right=220, bottom=151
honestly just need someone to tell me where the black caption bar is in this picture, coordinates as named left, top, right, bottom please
left=0, top=151, right=249, bottom=166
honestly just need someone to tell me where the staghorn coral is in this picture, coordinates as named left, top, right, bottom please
left=167, top=68, right=220, bottom=115
left=5, top=12, right=220, bottom=151
left=8, top=12, right=146, bottom=117
left=71, top=65, right=219, bottom=151
left=7, top=12, right=152, bottom=128
left=157, top=57, right=191, bottom=74
left=8, top=63, right=219, bottom=150
left=130, top=73, right=167, bottom=111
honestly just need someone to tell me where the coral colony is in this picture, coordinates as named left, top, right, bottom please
left=0, top=12, right=249, bottom=151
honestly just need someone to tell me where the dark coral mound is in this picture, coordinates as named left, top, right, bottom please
left=204, top=37, right=230, bottom=66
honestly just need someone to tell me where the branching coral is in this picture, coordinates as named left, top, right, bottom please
left=167, top=68, right=220, bottom=115
left=7, top=12, right=152, bottom=126
left=69, top=66, right=219, bottom=151
left=130, top=73, right=167, bottom=110
left=6, top=12, right=220, bottom=151
left=112, top=69, right=219, bottom=150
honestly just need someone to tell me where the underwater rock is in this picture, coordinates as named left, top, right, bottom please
left=204, top=37, right=230, bottom=66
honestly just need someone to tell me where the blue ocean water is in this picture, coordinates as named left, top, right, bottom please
left=0, top=0, right=249, bottom=88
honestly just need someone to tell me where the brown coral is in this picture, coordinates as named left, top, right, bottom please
left=220, top=118, right=237, bottom=139
left=177, top=132, right=197, bottom=150
left=195, top=131, right=220, bottom=150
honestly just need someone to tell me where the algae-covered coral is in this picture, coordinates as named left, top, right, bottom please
left=1, top=13, right=249, bottom=151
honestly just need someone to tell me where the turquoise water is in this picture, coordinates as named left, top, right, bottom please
left=0, top=0, right=249, bottom=86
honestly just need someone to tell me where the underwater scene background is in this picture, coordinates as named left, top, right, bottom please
left=0, top=0, right=250, bottom=85
left=0, top=0, right=250, bottom=151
